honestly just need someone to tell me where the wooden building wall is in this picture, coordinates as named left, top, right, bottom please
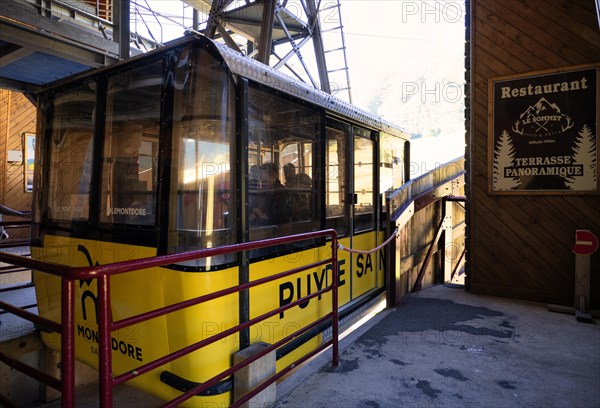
left=0, top=90, right=35, bottom=240
left=467, top=0, right=600, bottom=307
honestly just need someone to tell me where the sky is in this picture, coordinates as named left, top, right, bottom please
left=136, top=0, right=467, bottom=172
left=338, top=1, right=466, bottom=171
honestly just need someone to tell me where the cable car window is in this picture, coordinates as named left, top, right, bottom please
left=380, top=132, right=405, bottom=212
left=248, top=86, right=320, bottom=250
left=326, top=125, right=348, bottom=236
left=280, top=142, right=313, bottom=222
left=169, top=47, right=237, bottom=268
left=100, top=61, right=162, bottom=226
left=46, top=83, right=96, bottom=222
left=354, top=134, right=375, bottom=233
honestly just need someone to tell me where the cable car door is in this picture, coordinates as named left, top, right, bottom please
left=350, top=127, right=378, bottom=299
left=325, top=119, right=378, bottom=304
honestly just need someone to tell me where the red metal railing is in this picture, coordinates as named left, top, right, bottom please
left=0, top=211, right=35, bottom=320
left=0, top=229, right=339, bottom=407
left=0, top=204, right=31, bottom=249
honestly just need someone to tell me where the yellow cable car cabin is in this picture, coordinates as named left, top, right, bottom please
left=31, top=34, right=409, bottom=406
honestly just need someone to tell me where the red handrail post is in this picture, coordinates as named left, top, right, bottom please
left=331, top=232, right=339, bottom=367
left=61, top=278, right=76, bottom=408
left=98, top=274, right=113, bottom=408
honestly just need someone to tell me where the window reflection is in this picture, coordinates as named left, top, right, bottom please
left=380, top=133, right=405, bottom=215
left=326, top=126, right=348, bottom=236
left=248, top=86, right=320, bottom=255
left=170, top=47, right=236, bottom=268
left=46, top=83, right=96, bottom=222
left=354, top=134, right=374, bottom=233
left=100, top=61, right=161, bottom=226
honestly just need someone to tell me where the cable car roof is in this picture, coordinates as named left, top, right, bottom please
left=41, top=33, right=410, bottom=139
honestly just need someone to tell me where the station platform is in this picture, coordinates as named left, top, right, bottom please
left=274, top=284, right=600, bottom=408
left=9, top=282, right=600, bottom=407
left=0, top=253, right=600, bottom=408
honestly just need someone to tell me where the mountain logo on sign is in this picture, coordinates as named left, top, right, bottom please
left=512, top=97, right=574, bottom=137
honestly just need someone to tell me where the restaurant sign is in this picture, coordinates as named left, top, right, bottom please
left=489, top=65, right=598, bottom=194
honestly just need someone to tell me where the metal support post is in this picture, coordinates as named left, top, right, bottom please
left=113, top=0, right=130, bottom=60
left=442, top=199, right=454, bottom=283
left=257, top=0, right=276, bottom=64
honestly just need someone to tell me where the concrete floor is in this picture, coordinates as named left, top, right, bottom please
left=274, top=285, right=600, bottom=408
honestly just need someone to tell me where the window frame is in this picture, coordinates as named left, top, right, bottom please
left=165, top=44, right=239, bottom=271
left=98, top=59, right=164, bottom=228
left=352, top=127, right=377, bottom=235
left=245, top=82, right=323, bottom=260
left=40, top=80, right=98, bottom=225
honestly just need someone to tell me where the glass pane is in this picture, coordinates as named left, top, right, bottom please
left=326, top=126, right=348, bottom=235
left=354, top=134, right=374, bottom=233
left=170, top=47, right=237, bottom=268
left=46, top=83, right=96, bottom=222
left=380, top=133, right=405, bottom=196
left=248, top=86, right=320, bottom=253
left=100, top=61, right=162, bottom=226
left=282, top=144, right=313, bottom=222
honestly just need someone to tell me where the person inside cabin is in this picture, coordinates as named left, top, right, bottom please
left=248, top=164, right=261, bottom=189
left=260, top=162, right=284, bottom=190
left=283, top=162, right=296, bottom=187
left=249, top=162, right=289, bottom=226
left=283, top=163, right=312, bottom=188
left=283, top=163, right=312, bottom=221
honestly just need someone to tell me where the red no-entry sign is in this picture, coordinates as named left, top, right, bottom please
left=572, top=230, right=599, bottom=255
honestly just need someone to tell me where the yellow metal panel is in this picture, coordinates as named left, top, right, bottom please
left=31, top=235, right=239, bottom=406
left=161, top=266, right=239, bottom=408
left=317, top=237, right=351, bottom=307
left=350, top=232, right=379, bottom=299
left=248, top=248, right=326, bottom=369
left=31, top=233, right=384, bottom=406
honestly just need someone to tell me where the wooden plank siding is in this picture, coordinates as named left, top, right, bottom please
left=467, top=0, right=600, bottom=307
left=0, top=91, right=7, bottom=213
left=0, top=90, right=35, bottom=240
